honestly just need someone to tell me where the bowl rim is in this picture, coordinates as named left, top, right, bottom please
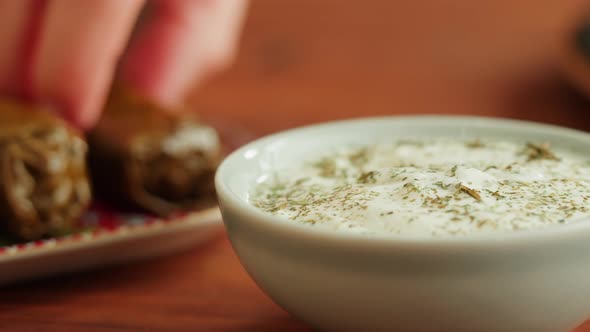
left=215, top=115, right=590, bottom=250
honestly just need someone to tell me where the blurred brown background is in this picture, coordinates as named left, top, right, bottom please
left=191, top=0, right=590, bottom=140
left=4, top=1, right=590, bottom=331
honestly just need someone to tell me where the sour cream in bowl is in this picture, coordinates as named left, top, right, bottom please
left=215, top=116, right=590, bottom=332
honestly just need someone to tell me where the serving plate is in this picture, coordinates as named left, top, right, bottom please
left=0, top=204, right=222, bottom=284
left=0, top=118, right=254, bottom=285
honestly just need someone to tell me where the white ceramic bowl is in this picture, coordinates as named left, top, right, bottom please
left=215, top=116, right=590, bottom=332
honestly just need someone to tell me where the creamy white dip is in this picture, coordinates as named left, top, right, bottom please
left=251, top=139, right=590, bottom=237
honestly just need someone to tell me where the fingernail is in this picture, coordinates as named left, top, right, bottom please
left=576, top=19, right=590, bottom=59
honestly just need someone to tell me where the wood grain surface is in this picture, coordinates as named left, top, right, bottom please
left=2, top=0, right=590, bottom=331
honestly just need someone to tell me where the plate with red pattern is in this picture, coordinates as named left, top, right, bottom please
left=0, top=120, right=255, bottom=285
left=0, top=203, right=222, bottom=284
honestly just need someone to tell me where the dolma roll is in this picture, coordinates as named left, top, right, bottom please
left=88, top=87, right=221, bottom=216
left=0, top=100, right=91, bottom=240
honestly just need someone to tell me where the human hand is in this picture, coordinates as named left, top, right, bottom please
left=0, top=0, right=248, bottom=128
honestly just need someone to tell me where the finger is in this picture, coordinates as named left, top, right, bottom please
left=0, top=0, right=44, bottom=97
left=121, top=0, right=248, bottom=108
left=32, top=0, right=144, bottom=128
left=197, top=0, right=249, bottom=70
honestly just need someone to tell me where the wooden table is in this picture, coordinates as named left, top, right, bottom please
left=2, top=0, right=590, bottom=331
